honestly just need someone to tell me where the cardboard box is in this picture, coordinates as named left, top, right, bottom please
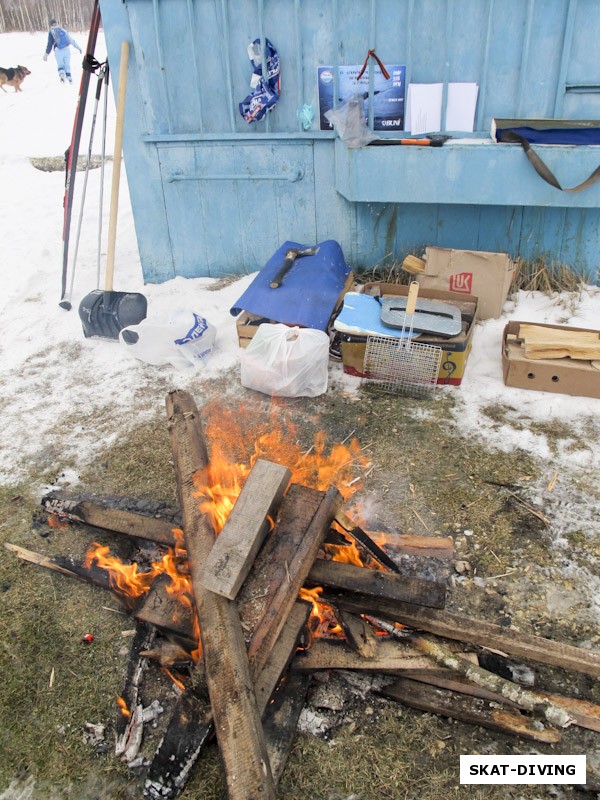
left=339, top=283, right=478, bottom=386
left=237, top=271, right=355, bottom=348
left=502, top=320, right=600, bottom=399
left=416, top=247, right=516, bottom=320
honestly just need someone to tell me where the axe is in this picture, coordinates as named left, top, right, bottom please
left=269, top=246, right=320, bottom=289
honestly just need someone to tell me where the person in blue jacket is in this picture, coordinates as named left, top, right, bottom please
left=43, top=19, right=82, bottom=83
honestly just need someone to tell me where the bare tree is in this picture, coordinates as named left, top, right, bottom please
left=0, top=0, right=93, bottom=32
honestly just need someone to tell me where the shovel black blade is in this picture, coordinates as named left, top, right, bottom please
left=78, top=289, right=148, bottom=339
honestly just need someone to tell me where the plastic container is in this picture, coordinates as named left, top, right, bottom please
left=119, top=308, right=216, bottom=371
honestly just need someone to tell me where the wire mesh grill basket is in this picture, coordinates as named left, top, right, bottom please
left=362, top=333, right=442, bottom=399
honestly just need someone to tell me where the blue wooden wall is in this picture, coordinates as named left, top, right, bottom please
left=99, top=0, right=600, bottom=283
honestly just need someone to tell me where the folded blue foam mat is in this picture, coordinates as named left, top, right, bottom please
left=230, top=240, right=351, bottom=332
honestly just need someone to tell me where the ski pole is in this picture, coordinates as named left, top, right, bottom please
left=61, top=62, right=107, bottom=310
left=59, top=0, right=102, bottom=309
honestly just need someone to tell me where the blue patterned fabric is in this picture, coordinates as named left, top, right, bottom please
left=239, top=38, right=280, bottom=123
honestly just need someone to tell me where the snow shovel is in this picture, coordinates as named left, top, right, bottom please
left=78, top=41, right=147, bottom=339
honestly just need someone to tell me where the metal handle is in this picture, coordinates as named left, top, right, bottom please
left=166, top=167, right=304, bottom=183
left=270, top=253, right=297, bottom=289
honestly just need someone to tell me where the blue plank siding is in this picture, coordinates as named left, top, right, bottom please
left=99, top=0, right=600, bottom=283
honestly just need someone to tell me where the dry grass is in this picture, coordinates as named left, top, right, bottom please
left=0, top=387, right=599, bottom=798
left=354, top=253, right=596, bottom=295
left=355, top=253, right=413, bottom=286
left=511, top=256, right=595, bottom=293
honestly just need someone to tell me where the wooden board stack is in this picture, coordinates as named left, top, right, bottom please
left=517, top=323, right=600, bottom=361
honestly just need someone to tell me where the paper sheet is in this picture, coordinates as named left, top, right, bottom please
left=406, top=82, right=479, bottom=134
left=445, top=82, right=479, bottom=131
left=406, top=83, right=443, bottom=135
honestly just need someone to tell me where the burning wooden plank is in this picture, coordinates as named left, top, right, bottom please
left=115, top=622, right=158, bottom=763
left=262, top=670, right=311, bottom=783
left=335, top=610, right=379, bottom=659
left=333, top=511, right=403, bottom=572
left=254, top=600, right=312, bottom=713
left=41, top=490, right=179, bottom=546
left=307, top=559, right=446, bottom=609
left=5, top=542, right=124, bottom=602
left=322, top=591, right=600, bottom=678
left=165, top=389, right=275, bottom=800
left=134, top=573, right=196, bottom=647
left=333, top=512, right=453, bottom=560
left=42, top=491, right=454, bottom=561
left=199, top=459, right=291, bottom=600
left=145, top=601, right=311, bottom=800
left=238, top=483, right=342, bottom=673
left=379, top=678, right=561, bottom=743
left=144, top=670, right=214, bottom=800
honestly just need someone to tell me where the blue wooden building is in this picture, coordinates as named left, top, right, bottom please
left=98, top=0, right=600, bottom=284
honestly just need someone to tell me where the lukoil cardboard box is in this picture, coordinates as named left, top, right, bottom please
left=337, top=283, right=478, bottom=386
left=502, top=320, right=600, bottom=399
left=416, top=247, right=516, bottom=320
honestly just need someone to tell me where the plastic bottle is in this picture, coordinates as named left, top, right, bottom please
left=119, top=309, right=216, bottom=371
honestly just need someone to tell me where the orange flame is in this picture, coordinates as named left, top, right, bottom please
left=193, top=403, right=370, bottom=536
left=161, top=667, right=186, bottom=693
left=47, top=514, right=69, bottom=529
left=84, top=544, right=155, bottom=599
left=86, top=402, right=372, bottom=650
left=84, top=526, right=192, bottom=601
left=117, top=696, right=130, bottom=718
left=324, top=534, right=371, bottom=568
left=299, top=586, right=343, bottom=643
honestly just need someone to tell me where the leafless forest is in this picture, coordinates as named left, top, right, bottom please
left=0, top=0, right=92, bottom=32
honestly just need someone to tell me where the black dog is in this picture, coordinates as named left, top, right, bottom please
left=0, top=65, right=32, bottom=93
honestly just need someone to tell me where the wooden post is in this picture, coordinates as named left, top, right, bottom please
left=165, top=390, right=275, bottom=800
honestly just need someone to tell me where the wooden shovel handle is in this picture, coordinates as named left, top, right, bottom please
left=406, top=281, right=420, bottom=316
left=105, top=40, right=129, bottom=292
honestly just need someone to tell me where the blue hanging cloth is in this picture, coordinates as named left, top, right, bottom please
left=239, top=38, right=280, bottom=123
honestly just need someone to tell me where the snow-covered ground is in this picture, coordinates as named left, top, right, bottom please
left=1, top=31, right=599, bottom=490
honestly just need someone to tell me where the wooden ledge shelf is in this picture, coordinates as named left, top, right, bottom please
left=334, top=138, right=600, bottom=208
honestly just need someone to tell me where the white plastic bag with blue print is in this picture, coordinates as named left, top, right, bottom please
left=240, top=323, right=329, bottom=397
left=119, top=308, right=216, bottom=371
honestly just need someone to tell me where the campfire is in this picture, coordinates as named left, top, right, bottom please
left=6, top=390, right=600, bottom=800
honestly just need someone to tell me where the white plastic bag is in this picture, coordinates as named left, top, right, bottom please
left=324, top=95, right=378, bottom=148
left=240, top=324, right=329, bottom=397
left=119, top=308, right=216, bottom=371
